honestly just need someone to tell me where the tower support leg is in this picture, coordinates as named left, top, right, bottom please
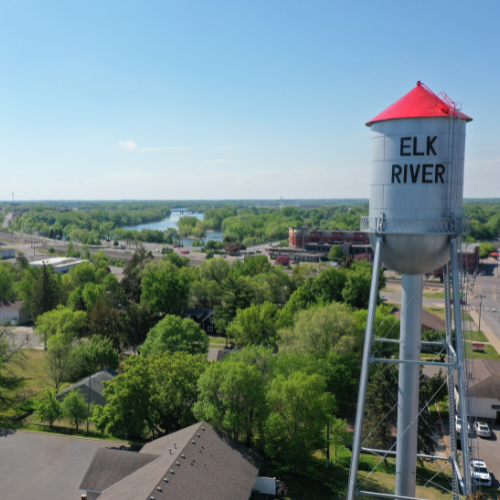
left=444, top=263, right=459, bottom=500
left=347, top=237, right=383, bottom=500
left=450, top=238, right=471, bottom=495
left=395, top=274, right=423, bottom=497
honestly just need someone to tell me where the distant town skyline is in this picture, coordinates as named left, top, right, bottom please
left=0, top=1, right=497, bottom=200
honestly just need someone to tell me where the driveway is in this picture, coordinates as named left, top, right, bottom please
left=0, top=430, right=128, bottom=500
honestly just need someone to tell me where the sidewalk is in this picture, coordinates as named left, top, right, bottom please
left=468, top=308, right=500, bottom=355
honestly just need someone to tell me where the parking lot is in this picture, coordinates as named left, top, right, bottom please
left=469, top=423, right=500, bottom=490
left=0, top=429, right=128, bottom=500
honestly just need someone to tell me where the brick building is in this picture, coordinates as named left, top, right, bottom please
left=289, top=227, right=370, bottom=249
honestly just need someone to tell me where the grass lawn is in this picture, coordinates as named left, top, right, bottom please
left=423, top=292, right=445, bottom=299
left=424, top=306, right=473, bottom=323
left=465, top=343, right=499, bottom=360
left=257, top=448, right=487, bottom=500
left=465, top=330, right=488, bottom=342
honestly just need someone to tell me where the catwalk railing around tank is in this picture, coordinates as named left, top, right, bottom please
left=360, top=216, right=470, bottom=235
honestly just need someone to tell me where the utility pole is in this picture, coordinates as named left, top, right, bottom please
left=478, top=294, right=484, bottom=333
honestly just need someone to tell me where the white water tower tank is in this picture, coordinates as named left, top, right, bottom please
left=363, top=82, right=472, bottom=274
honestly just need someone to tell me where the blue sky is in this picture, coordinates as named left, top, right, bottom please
left=0, top=0, right=497, bottom=200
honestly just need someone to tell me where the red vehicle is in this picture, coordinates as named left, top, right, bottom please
left=173, top=244, right=180, bottom=248
left=181, top=250, right=190, bottom=254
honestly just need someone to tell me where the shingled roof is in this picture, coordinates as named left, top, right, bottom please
left=56, top=367, right=118, bottom=399
left=81, top=421, right=263, bottom=500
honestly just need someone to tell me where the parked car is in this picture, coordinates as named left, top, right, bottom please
left=181, top=250, right=190, bottom=254
left=173, top=244, right=180, bottom=248
left=256, top=250, right=262, bottom=253
left=473, top=421, right=491, bottom=438
left=200, top=247, right=205, bottom=252
left=470, top=459, right=492, bottom=487
left=120, top=244, right=126, bottom=249
left=478, top=271, right=486, bottom=276
left=455, top=415, right=471, bottom=434
left=380, top=295, right=387, bottom=301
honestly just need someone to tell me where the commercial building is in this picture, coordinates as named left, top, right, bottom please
left=289, top=227, right=370, bottom=249
left=30, top=257, right=88, bottom=274
left=288, top=227, right=372, bottom=260
left=0, top=249, right=15, bottom=260
left=80, top=421, right=263, bottom=500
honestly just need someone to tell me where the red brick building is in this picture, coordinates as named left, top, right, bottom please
left=288, top=227, right=370, bottom=249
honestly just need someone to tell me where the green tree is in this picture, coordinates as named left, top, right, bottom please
left=479, top=241, right=496, bottom=259
left=0, top=264, right=14, bottom=301
left=88, top=302, right=122, bottom=351
left=141, top=267, right=189, bottom=316
left=120, top=302, right=157, bottom=353
left=265, top=371, right=334, bottom=472
left=45, top=335, right=72, bottom=393
left=363, top=363, right=398, bottom=466
left=0, top=325, right=28, bottom=406
left=35, top=305, right=88, bottom=347
left=66, top=335, right=120, bottom=382
left=31, top=264, right=61, bottom=321
left=193, top=362, right=266, bottom=446
left=33, top=389, right=62, bottom=428
left=227, top=301, right=279, bottom=347
left=278, top=302, right=358, bottom=356
left=122, top=246, right=154, bottom=302
left=113, top=240, right=119, bottom=247
left=61, top=389, right=88, bottom=432
left=139, top=315, right=208, bottom=356
left=225, top=345, right=275, bottom=382
left=93, top=352, right=207, bottom=439
left=214, top=277, right=254, bottom=334
left=328, top=245, right=346, bottom=261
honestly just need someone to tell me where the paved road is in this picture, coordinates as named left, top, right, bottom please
left=0, top=430, right=128, bottom=500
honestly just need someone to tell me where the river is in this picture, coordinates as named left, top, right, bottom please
left=122, top=209, right=224, bottom=247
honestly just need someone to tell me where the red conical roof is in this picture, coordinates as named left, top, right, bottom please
left=366, top=81, right=472, bottom=126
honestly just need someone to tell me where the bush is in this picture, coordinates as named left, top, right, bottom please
left=48, top=247, right=55, bottom=254
left=275, top=256, right=290, bottom=267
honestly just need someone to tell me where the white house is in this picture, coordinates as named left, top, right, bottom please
left=0, top=301, right=31, bottom=325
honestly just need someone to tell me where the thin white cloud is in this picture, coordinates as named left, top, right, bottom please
left=202, top=158, right=231, bottom=166
left=119, top=140, right=138, bottom=150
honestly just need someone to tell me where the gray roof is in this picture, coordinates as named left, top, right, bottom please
left=57, top=367, right=118, bottom=398
left=0, top=300, right=24, bottom=311
left=466, top=359, right=500, bottom=398
left=80, top=448, right=159, bottom=493
left=92, top=421, right=263, bottom=500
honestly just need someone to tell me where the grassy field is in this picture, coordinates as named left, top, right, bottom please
left=424, top=306, right=473, bottom=323
left=423, top=292, right=445, bottom=299
left=0, top=349, right=128, bottom=441
left=257, top=447, right=500, bottom=500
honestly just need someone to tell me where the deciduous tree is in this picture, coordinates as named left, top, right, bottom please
left=93, top=352, right=207, bottom=439
left=61, top=389, right=88, bottom=433
left=139, top=315, right=208, bottom=356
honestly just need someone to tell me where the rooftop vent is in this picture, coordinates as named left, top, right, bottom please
left=201, top=426, right=205, bottom=430
left=176, top=461, right=180, bottom=466
left=170, top=470, right=174, bottom=474
left=174, top=442, right=177, bottom=449
left=163, top=478, right=169, bottom=483
left=196, top=433, right=200, bottom=437
left=181, top=454, right=185, bottom=458
left=157, top=487, right=162, bottom=492
left=191, top=440, right=195, bottom=444
left=169, top=448, right=172, bottom=455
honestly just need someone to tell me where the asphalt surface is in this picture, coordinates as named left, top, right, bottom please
left=467, top=424, right=500, bottom=489
left=0, top=430, right=127, bottom=500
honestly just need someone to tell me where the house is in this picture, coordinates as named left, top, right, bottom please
left=56, top=367, right=118, bottom=406
left=183, top=308, right=216, bottom=334
left=392, top=308, right=445, bottom=334
left=0, top=300, right=31, bottom=325
left=79, top=421, right=263, bottom=500
left=455, top=359, right=500, bottom=424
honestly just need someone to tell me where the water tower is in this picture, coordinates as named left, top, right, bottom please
left=347, top=82, right=473, bottom=500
